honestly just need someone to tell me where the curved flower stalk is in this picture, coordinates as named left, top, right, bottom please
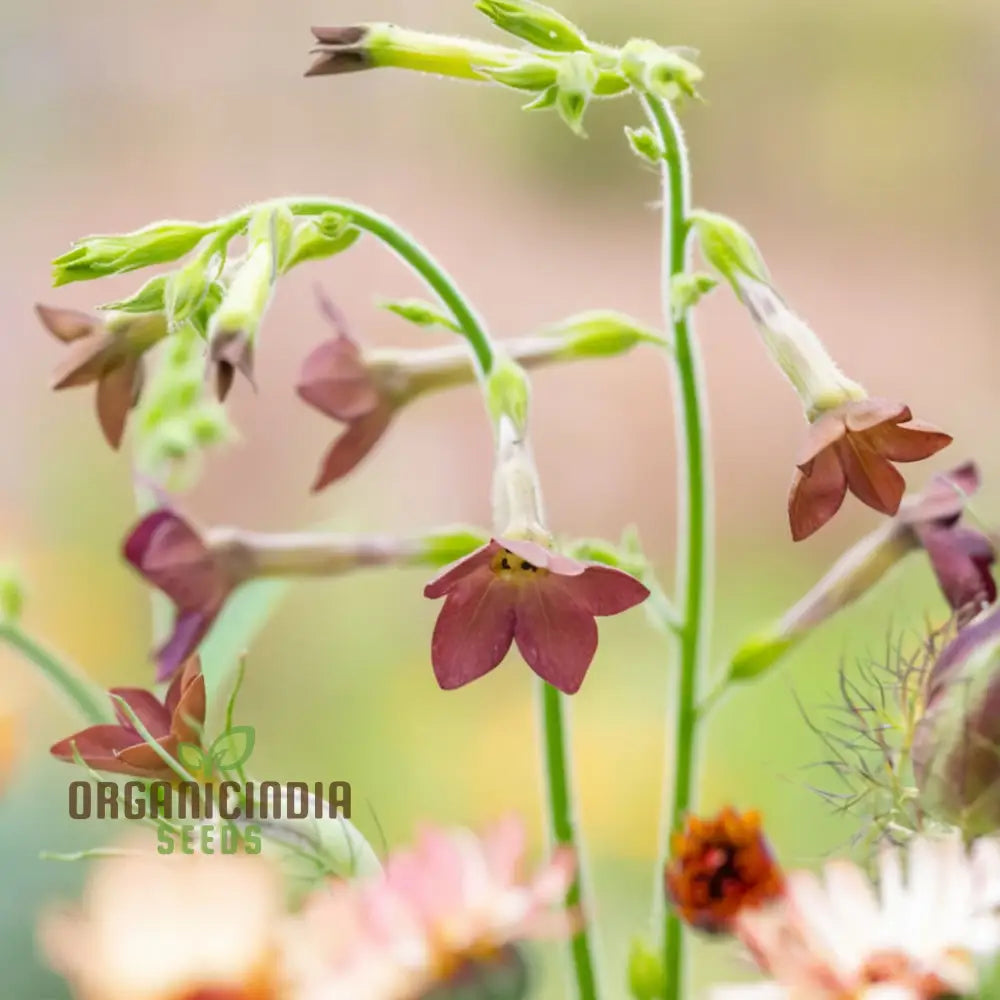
left=716, top=834, right=1000, bottom=1000
left=693, top=212, right=952, bottom=540
left=727, top=463, right=996, bottom=684
left=123, top=506, right=488, bottom=681
left=299, top=292, right=665, bottom=490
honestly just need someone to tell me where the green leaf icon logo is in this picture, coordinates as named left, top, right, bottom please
left=210, top=725, right=256, bottom=770
left=176, top=742, right=208, bottom=774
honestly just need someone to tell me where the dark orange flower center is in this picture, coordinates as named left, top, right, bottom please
left=665, top=808, right=785, bottom=934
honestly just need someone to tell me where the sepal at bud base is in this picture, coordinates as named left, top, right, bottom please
left=670, top=272, right=718, bottom=319
left=555, top=52, right=598, bottom=136
left=628, top=938, right=667, bottom=1000
left=99, top=274, right=168, bottom=314
left=486, top=356, right=531, bottom=435
left=479, top=55, right=559, bottom=92
left=728, top=630, right=798, bottom=683
left=281, top=214, right=360, bottom=272
left=523, top=85, right=559, bottom=111
left=690, top=210, right=770, bottom=290
left=625, top=125, right=664, bottom=164
left=165, top=256, right=213, bottom=329
left=545, top=310, right=667, bottom=357
left=0, top=565, right=25, bottom=624
left=475, top=0, right=589, bottom=52
left=52, top=221, right=213, bottom=285
left=381, top=298, right=461, bottom=333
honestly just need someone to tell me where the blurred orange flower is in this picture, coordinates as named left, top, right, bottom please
left=665, top=807, right=785, bottom=934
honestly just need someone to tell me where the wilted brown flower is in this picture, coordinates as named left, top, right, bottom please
left=35, top=304, right=166, bottom=448
left=789, top=397, right=952, bottom=541
left=665, top=807, right=785, bottom=934
left=306, top=26, right=374, bottom=77
left=49, top=656, right=205, bottom=780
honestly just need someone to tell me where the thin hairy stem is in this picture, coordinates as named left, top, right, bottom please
left=642, top=94, right=714, bottom=1000
left=539, top=680, right=600, bottom=1000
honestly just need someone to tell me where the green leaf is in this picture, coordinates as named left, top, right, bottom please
left=199, top=579, right=291, bottom=710
left=176, top=741, right=208, bottom=773
left=210, top=725, right=256, bottom=770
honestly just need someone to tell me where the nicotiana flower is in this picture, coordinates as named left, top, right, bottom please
left=41, top=847, right=289, bottom=1000
left=35, top=304, right=167, bottom=448
left=49, top=656, right=205, bottom=779
left=292, top=816, right=575, bottom=1000
left=728, top=463, right=996, bottom=682
left=715, top=834, right=1000, bottom=1000
left=692, top=212, right=952, bottom=540
left=898, top=461, right=996, bottom=623
left=123, top=509, right=247, bottom=682
left=913, top=604, right=1000, bottom=834
left=789, top=396, right=953, bottom=542
left=664, top=807, right=785, bottom=934
left=424, top=537, right=649, bottom=694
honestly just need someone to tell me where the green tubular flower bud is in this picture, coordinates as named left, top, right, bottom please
left=689, top=210, right=770, bottom=290
left=99, top=274, right=168, bottom=314
left=210, top=242, right=274, bottom=340
left=544, top=310, right=666, bottom=358
left=556, top=51, right=599, bottom=136
left=728, top=630, right=799, bottom=683
left=628, top=939, right=667, bottom=1000
left=485, top=355, right=531, bottom=435
left=188, top=402, right=233, bottom=446
left=249, top=205, right=295, bottom=272
left=381, top=298, right=460, bottom=333
left=475, top=0, right=589, bottom=52
left=281, top=214, right=360, bottom=273
left=52, top=220, right=213, bottom=285
left=0, top=565, right=25, bottom=624
left=625, top=125, right=664, bottom=164
left=165, top=256, right=212, bottom=329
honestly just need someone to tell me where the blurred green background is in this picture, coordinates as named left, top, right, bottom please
left=1, top=0, right=998, bottom=996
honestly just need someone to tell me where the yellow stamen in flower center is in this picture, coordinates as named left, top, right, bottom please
left=490, top=548, right=548, bottom=582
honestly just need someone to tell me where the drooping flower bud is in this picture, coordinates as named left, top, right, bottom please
left=913, top=607, right=1000, bottom=835
left=628, top=939, right=667, bottom=1000
left=0, top=564, right=25, bottom=624
left=555, top=51, right=599, bottom=136
left=475, top=0, right=589, bottom=52
left=280, top=213, right=359, bottom=273
left=52, top=220, right=213, bottom=285
left=206, top=208, right=290, bottom=399
left=619, top=39, right=704, bottom=101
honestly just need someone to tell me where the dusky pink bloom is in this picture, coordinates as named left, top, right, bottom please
left=789, top=397, right=952, bottom=541
left=900, top=462, right=996, bottom=623
left=294, top=816, right=575, bottom=999
left=297, top=327, right=394, bottom=492
left=423, top=538, right=650, bottom=694
left=123, top=509, right=246, bottom=682
left=35, top=304, right=165, bottom=448
left=49, top=656, right=205, bottom=780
